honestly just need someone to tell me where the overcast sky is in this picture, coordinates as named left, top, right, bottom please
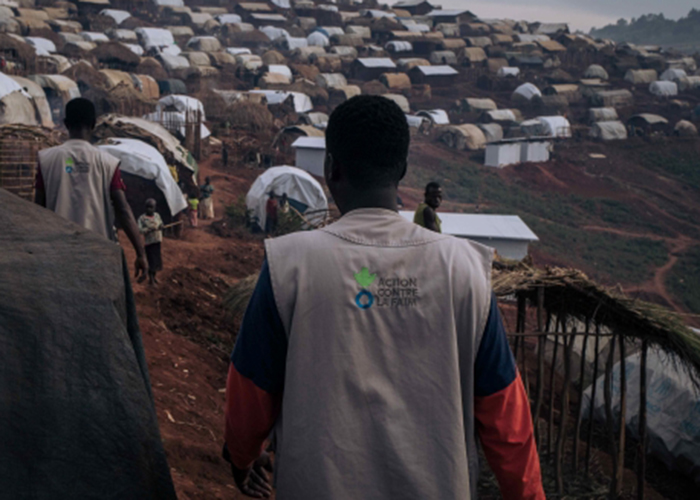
left=412, top=0, right=696, bottom=32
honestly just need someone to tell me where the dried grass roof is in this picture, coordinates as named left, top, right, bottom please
left=492, top=264, right=700, bottom=383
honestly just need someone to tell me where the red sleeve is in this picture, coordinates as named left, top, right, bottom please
left=224, top=363, right=282, bottom=470
left=35, top=163, right=44, bottom=190
left=110, top=166, right=126, bottom=192
left=475, top=372, right=545, bottom=500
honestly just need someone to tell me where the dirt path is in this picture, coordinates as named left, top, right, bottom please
left=584, top=226, right=695, bottom=313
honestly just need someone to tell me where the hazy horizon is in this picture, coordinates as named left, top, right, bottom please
left=393, top=0, right=696, bottom=32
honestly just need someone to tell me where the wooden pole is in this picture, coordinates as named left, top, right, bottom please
left=616, top=334, right=627, bottom=498
left=517, top=294, right=530, bottom=398
left=637, top=340, right=648, bottom=500
left=533, top=289, right=546, bottom=450
left=574, top=319, right=590, bottom=471
left=605, top=334, right=618, bottom=498
left=585, top=323, right=601, bottom=476
left=548, top=314, right=561, bottom=456
left=556, top=325, right=575, bottom=495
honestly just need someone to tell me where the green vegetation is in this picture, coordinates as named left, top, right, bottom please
left=667, top=246, right=700, bottom=314
left=590, top=10, right=700, bottom=52
left=640, top=150, right=700, bottom=193
left=405, top=156, right=669, bottom=285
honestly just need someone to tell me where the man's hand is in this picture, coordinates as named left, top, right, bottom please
left=135, top=255, right=148, bottom=281
left=231, top=452, right=273, bottom=498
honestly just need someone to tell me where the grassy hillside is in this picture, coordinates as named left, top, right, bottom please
left=404, top=137, right=700, bottom=314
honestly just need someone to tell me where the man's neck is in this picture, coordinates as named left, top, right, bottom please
left=68, top=129, right=91, bottom=142
left=337, top=188, right=398, bottom=215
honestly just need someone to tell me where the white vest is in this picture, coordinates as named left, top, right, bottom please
left=265, top=208, right=493, bottom=500
left=38, top=140, right=120, bottom=240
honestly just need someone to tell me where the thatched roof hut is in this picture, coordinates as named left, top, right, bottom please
left=0, top=34, right=37, bottom=72
left=438, top=124, right=487, bottom=150
left=379, top=72, right=411, bottom=91
left=136, top=57, right=168, bottom=81
left=62, top=61, right=110, bottom=93
left=90, top=42, right=140, bottom=70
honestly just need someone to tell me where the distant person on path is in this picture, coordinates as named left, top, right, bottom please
left=413, top=181, right=442, bottom=233
left=188, top=191, right=199, bottom=227
left=265, top=191, right=278, bottom=234
left=138, top=198, right=164, bottom=285
left=222, top=145, right=229, bottom=168
left=200, top=176, right=215, bottom=220
left=35, top=98, right=147, bottom=279
left=279, top=193, right=289, bottom=215
left=222, top=96, right=545, bottom=499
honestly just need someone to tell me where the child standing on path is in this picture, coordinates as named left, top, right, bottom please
left=188, top=192, right=200, bottom=227
left=138, top=199, right=164, bottom=285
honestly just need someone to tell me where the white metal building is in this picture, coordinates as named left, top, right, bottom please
left=485, top=139, right=552, bottom=168
left=399, top=212, right=539, bottom=260
left=292, top=136, right=326, bottom=177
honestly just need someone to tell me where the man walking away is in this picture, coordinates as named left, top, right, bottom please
left=222, top=95, right=545, bottom=500
left=35, top=98, right=147, bottom=279
left=222, top=145, right=229, bottom=168
left=138, top=198, right=164, bottom=285
left=200, top=176, right=215, bottom=219
left=413, top=181, right=442, bottom=233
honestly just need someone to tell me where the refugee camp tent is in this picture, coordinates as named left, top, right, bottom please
left=135, top=28, right=176, bottom=51
left=306, top=31, right=329, bottom=47
left=660, top=68, right=687, bottom=82
left=581, top=347, right=700, bottom=485
left=481, top=109, right=523, bottom=125
left=589, top=89, right=634, bottom=109
left=249, top=90, right=313, bottom=113
left=584, top=64, right=608, bottom=80
left=624, top=69, right=657, bottom=85
left=9, top=75, right=53, bottom=128
left=531, top=116, right=571, bottom=138
left=0, top=189, right=177, bottom=499
left=291, top=136, right=325, bottom=177
left=478, top=123, right=504, bottom=143
left=429, top=50, right=457, bottom=65
left=27, top=74, right=80, bottom=123
left=588, top=107, right=618, bottom=123
left=382, top=93, right=410, bottom=113
left=316, top=73, right=347, bottom=90
left=439, top=124, right=487, bottom=150
left=627, top=114, right=669, bottom=135
left=25, top=37, right=55, bottom=56
left=0, top=73, right=37, bottom=126
left=589, top=120, right=627, bottom=141
left=408, top=65, right=458, bottom=86
left=462, top=98, right=497, bottom=113
left=100, top=9, right=131, bottom=25
left=497, top=66, right=520, bottom=77
left=674, top=120, right=698, bottom=137
left=246, top=165, right=328, bottom=230
left=512, top=82, right=542, bottom=102
left=379, top=73, right=411, bottom=91
left=98, top=138, right=187, bottom=218
left=649, top=81, right=678, bottom=97
left=186, top=36, right=221, bottom=52
left=416, top=109, right=449, bottom=125
left=94, top=114, right=198, bottom=183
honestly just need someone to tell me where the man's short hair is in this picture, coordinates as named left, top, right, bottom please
left=326, top=95, right=410, bottom=189
left=425, top=182, right=441, bottom=193
left=64, top=98, right=96, bottom=129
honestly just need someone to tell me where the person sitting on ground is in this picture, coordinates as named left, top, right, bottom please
left=35, top=97, right=147, bottom=279
left=413, top=181, right=443, bottom=233
left=265, top=191, right=278, bottom=234
left=222, top=95, right=545, bottom=500
left=188, top=191, right=200, bottom=227
left=200, top=177, right=215, bottom=220
left=138, top=199, right=164, bottom=285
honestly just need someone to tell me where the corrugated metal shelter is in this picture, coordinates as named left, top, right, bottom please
left=292, top=136, right=325, bottom=177
left=408, top=65, right=458, bottom=86
left=399, top=211, right=539, bottom=260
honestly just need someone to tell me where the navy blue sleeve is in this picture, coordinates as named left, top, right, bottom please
left=474, top=293, right=517, bottom=397
left=231, top=259, right=287, bottom=394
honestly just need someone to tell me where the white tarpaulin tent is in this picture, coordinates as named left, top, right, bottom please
left=249, top=90, right=313, bottom=113
left=590, top=121, right=628, bottom=141
left=538, top=116, right=572, bottom=138
left=513, top=82, right=542, bottom=101
left=25, top=37, right=56, bottom=56
left=246, top=166, right=328, bottom=230
left=98, top=138, right=187, bottom=216
left=100, top=9, right=131, bottom=25
left=649, top=81, right=678, bottom=97
left=155, top=95, right=206, bottom=119
left=581, top=347, right=700, bottom=485
left=135, top=28, right=176, bottom=50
